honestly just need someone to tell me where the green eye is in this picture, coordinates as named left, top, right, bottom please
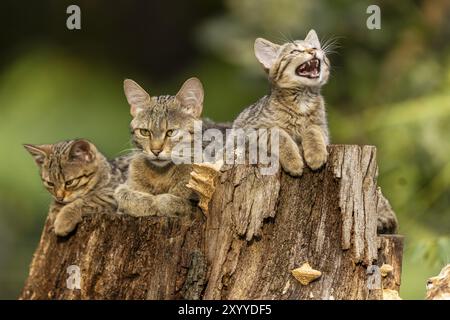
left=166, top=129, right=178, bottom=137
left=138, top=129, right=151, bottom=137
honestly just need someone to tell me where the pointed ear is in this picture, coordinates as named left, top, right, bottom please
left=254, top=38, right=280, bottom=70
left=305, top=29, right=321, bottom=48
left=23, top=144, right=51, bottom=167
left=123, top=79, right=151, bottom=117
left=69, top=140, right=96, bottom=162
left=175, top=77, right=204, bottom=118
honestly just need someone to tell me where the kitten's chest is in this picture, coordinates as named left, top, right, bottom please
left=129, top=158, right=172, bottom=194
left=275, top=99, right=324, bottom=138
left=135, top=169, right=173, bottom=194
left=271, top=107, right=311, bottom=139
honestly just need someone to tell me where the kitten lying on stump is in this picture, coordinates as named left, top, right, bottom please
left=114, top=77, right=206, bottom=218
left=24, top=139, right=128, bottom=236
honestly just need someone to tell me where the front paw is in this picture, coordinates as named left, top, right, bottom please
left=304, top=148, right=328, bottom=170
left=281, top=158, right=304, bottom=177
left=114, top=185, right=130, bottom=211
left=54, top=212, right=80, bottom=237
left=114, top=184, right=146, bottom=216
left=114, top=184, right=128, bottom=201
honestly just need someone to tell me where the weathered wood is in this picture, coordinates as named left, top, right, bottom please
left=20, top=145, right=403, bottom=300
left=20, top=213, right=205, bottom=299
left=377, top=235, right=404, bottom=292
left=203, top=145, right=393, bottom=299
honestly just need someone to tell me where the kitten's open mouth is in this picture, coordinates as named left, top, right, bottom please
left=296, top=58, right=321, bottom=79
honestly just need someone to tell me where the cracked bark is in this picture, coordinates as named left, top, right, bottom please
left=20, top=145, right=403, bottom=300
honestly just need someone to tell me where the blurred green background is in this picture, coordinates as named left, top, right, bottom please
left=0, top=0, right=449, bottom=299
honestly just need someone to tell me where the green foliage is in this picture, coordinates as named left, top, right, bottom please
left=412, top=237, right=450, bottom=268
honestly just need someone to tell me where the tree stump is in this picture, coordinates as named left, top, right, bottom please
left=20, top=145, right=403, bottom=300
left=20, top=214, right=205, bottom=299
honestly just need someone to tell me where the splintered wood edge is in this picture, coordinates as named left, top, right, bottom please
left=331, top=145, right=379, bottom=264
left=186, top=161, right=223, bottom=215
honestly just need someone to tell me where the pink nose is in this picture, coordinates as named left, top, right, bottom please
left=56, top=191, right=65, bottom=201
left=151, top=149, right=162, bottom=156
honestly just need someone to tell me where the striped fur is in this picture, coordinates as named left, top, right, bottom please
left=233, top=30, right=331, bottom=176
left=234, top=30, right=398, bottom=234
left=24, top=139, right=128, bottom=236
left=115, top=78, right=205, bottom=217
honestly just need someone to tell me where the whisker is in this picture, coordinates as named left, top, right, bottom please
left=277, top=31, right=293, bottom=45
left=286, top=30, right=296, bottom=45
left=320, top=35, right=343, bottom=56
left=117, top=147, right=139, bottom=155
left=115, top=138, right=139, bottom=157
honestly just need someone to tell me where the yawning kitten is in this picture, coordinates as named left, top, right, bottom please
left=233, top=29, right=330, bottom=176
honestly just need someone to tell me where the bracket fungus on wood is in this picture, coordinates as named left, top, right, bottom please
left=291, top=263, right=322, bottom=286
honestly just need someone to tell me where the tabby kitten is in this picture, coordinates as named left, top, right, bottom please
left=24, top=139, right=128, bottom=236
left=233, top=30, right=398, bottom=234
left=114, top=77, right=203, bottom=217
left=233, top=29, right=330, bottom=176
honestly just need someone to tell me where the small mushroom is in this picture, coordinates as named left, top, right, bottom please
left=291, top=262, right=322, bottom=285
left=380, top=264, right=394, bottom=277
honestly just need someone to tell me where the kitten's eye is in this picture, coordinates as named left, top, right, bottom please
left=290, top=49, right=304, bottom=54
left=65, top=178, right=79, bottom=187
left=44, top=180, right=54, bottom=187
left=139, top=129, right=151, bottom=137
left=166, top=129, right=178, bottom=137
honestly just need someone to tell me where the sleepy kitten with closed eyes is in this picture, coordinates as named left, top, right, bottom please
left=24, top=139, right=128, bottom=236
